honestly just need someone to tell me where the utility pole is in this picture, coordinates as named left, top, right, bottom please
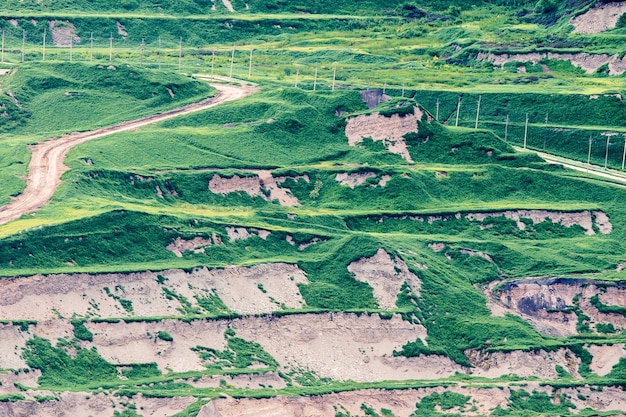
left=140, top=38, right=145, bottom=66
left=229, top=45, right=235, bottom=78
left=89, top=32, right=94, bottom=62
left=504, top=115, right=509, bottom=142
left=587, top=135, right=593, bottom=171
left=455, top=96, right=461, bottom=127
left=294, top=67, right=299, bottom=88
left=621, top=135, right=626, bottom=170
left=210, top=49, right=215, bottom=79
left=523, top=113, right=529, bottom=149
left=178, top=37, right=182, bottom=71
left=157, top=36, right=161, bottom=70
left=543, top=113, right=548, bottom=150
left=332, top=66, right=336, bottom=91
left=605, top=134, right=611, bottom=169
left=401, top=83, right=405, bottom=98
left=1, top=31, right=5, bottom=63
left=69, top=35, right=73, bottom=62
left=313, top=65, right=318, bottom=91
left=383, top=82, right=386, bottom=94
left=109, top=33, right=113, bottom=62
left=21, top=31, right=25, bottom=63
left=42, top=28, right=46, bottom=61
left=474, top=95, right=482, bottom=130
left=435, top=99, right=440, bottom=121
left=248, top=47, right=253, bottom=79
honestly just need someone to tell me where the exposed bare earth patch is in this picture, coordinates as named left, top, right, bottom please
left=348, top=248, right=421, bottom=310
left=488, top=278, right=626, bottom=337
left=478, top=51, right=626, bottom=76
left=345, top=108, right=423, bottom=162
left=232, top=313, right=457, bottom=382
left=167, top=234, right=221, bottom=257
left=335, top=171, right=390, bottom=189
left=0, top=392, right=195, bottom=417
left=208, top=172, right=307, bottom=206
left=201, top=384, right=626, bottom=417
left=86, top=319, right=229, bottom=372
left=466, top=348, right=580, bottom=379
left=588, top=344, right=626, bottom=376
left=0, top=263, right=308, bottom=320
left=49, top=21, right=79, bottom=46
left=571, top=1, right=626, bottom=34
left=387, top=209, right=610, bottom=236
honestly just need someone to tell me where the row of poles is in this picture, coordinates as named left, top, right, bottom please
left=443, top=95, right=626, bottom=170
left=3, top=30, right=626, bottom=170
left=0, top=29, right=350, bottom=90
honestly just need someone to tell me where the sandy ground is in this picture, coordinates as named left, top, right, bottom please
left=345, top=108, right=422, bottom=162
left=0, top=83, right=258, bottom=226
left=0, top=392, right=195, bottom=417
left=487, top=278, right=626, bottom=338
left=202, top=385, right=626, bottom=417
left=348, top=248, right=421, bottom=310
left=387, top=208, right=611, bottom=237
left=588, top=344, right=626, bottom=376
left=86, top=319, right=230, bottom=372
left=49, top=21, right=79, bottom=46
left=477, top=51, right=626, bottom=75
left=209, top=171, right=306, bottom=206
left=571, top=1, right=626, bottom=34
left=0, top=264, right=308, bottom=320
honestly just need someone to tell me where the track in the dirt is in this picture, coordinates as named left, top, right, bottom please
left=0, top=83, right=257, bottom=226
left=514, top=146, right=626, bottom=187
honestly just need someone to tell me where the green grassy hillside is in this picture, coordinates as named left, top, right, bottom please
left=0, top=0, right=625, bottom=416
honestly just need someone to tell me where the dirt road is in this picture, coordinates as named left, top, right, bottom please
left=0, top=83, right=257, bottom=225
left=514, top=146, right=626, bottom=187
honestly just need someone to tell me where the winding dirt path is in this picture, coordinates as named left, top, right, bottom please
left=0, top=83, right=257, bottom=225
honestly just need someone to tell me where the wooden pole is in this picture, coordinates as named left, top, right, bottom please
left=42, top=28, right=46, bottom=61
left=621, top=136, right=626, bottom=170
left=89, top=32, right=94, bottom=62
left=401, top=83, right=405, bottom=98
left=504, top=115, right=509, bottom=142
left=157, top=36, right=161, bottom=70
left=474, top=95, right=482, bottom=130
left=1, top=31, right=5, bottom=63
left=435, top=99, right=440, bottom=122
left=229, top=45, right=235, bottom=78
left=455, top=96, right=461, bottom=127
left=313, top=65, right=318, bottom=91
left=248, top=47, right=253, bottom=79
left=294, top=67, right=299, bottom=88
left=210, top=49, right=215, bottom=79
left=523, top=113, right=529, bottom=149
left=69, top=35, right=73, bottom=62
left=109, top=33, right=113, bottom=62
left=178, top=37, right=182, bottom=72
left=21, top=31, right=25, bottom=63
left=543, top=113, right=548, bottom=150
left=140, top=38, right=145, bottom=66
left=332, top=66, right=336, bottom=91
left=587, top=135, right=593, bottom=170
left=605, top=135, right=611, bottom=169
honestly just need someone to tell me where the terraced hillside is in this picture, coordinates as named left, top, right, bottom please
left=1, top=1, right=626, bottom=416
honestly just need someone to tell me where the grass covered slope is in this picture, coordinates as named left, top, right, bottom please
left=2, top=0, right=626, bottom=415
left=0, top=62, right=215, bottom=205
left=2, top=62, right=215, bottom=134
left=1, top=84, right=626, bottom=415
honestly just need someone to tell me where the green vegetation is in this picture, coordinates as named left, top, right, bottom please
left=1, top=0, right=626, bottom=414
